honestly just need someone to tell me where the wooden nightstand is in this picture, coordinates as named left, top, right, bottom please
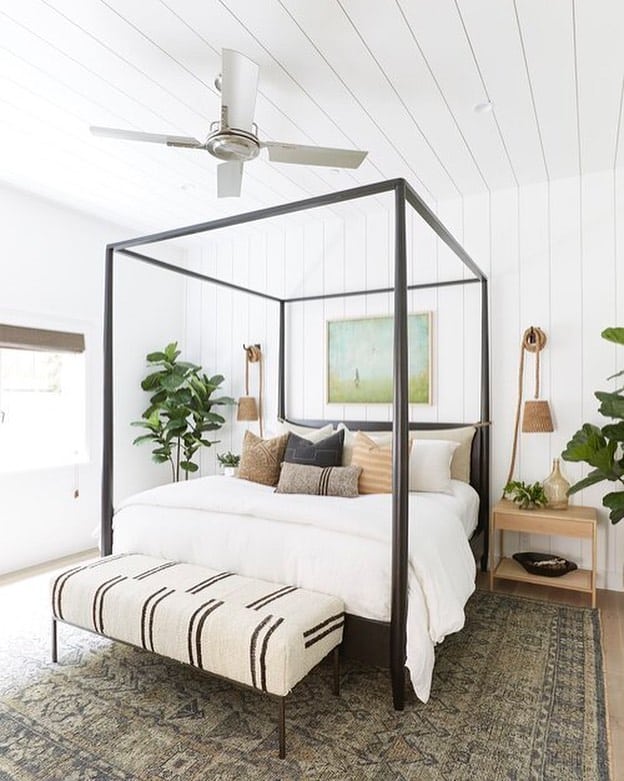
left=490, top=499, right=597, bottom=607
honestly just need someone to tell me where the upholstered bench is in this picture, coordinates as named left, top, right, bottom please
left=51, top=554, right=344, bottom=758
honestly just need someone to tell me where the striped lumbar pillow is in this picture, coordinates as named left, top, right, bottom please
left=275, top=462, right=361, bottom=497
left=350, top=431, right=394, bottom=494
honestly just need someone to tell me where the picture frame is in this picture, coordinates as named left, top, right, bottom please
left=326, top=312, right=432, bottom=404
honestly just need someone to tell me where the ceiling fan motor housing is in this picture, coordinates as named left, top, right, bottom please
left=206, top=128, right=260, bottom=162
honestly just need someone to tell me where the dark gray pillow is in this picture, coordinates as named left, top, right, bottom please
left=284, top=429, right=344, bottom=468
left=275, top=462, right=361, bottom=497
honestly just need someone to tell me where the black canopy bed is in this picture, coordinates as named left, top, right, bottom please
left=101, top=177, right=490, bottom=711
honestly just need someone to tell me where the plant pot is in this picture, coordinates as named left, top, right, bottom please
left=222, top=466, right=238, bottom=477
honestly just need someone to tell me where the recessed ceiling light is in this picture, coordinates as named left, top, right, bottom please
left=474, top=101, right=493, bottom=114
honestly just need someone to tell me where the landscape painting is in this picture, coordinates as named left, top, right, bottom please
left=327, top=313, right=431, bottom=404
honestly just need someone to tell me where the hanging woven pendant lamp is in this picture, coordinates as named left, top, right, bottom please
left=237, top=344, right=263, bottom=436
left=505, top=326, right=554, bottom=486
left=521, top=327, right=554, bottom=433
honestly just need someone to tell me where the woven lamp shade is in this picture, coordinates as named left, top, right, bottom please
left=521, top=400, right=554, bottom=433
left=237, top=395, right=258, bottom=422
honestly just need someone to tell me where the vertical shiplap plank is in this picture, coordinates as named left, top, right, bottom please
left=490, top=187, right=519, bottom=556
left=302, top=222, right=325, bottom=419
left=580, top=170, right=617, bottom=584
left=364, top=209, right=391, bottom=423
left=323, top=216, right=346, bottom=422
left=265, top=230, right=285, bottom=431
left=215, top=241, right=235, bottom=458
left=549, top=175, right=583, bottom=565
left=516, top=181, right=551, bottom=485
left=408, top=203, right=438, bottom=423
left=435, top=199, right=464, bottom=422
left=247, top=231, right=270, bottom=431
left=200, top=241, right=221, bottom=476
left=516, top=182, right=551, bottom=555
left=343, top=213, right=368, bottom=422
left=184, top=250, right=202, bottom=368
left=462, top=192, right=490, bottom=423
left=284, top=225, right=305, bottom=418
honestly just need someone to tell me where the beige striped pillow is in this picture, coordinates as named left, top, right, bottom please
left=351, top=431, right=393, bottom=494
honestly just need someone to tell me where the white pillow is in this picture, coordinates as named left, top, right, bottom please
left=409, top=439, right=459, bottom=494
left=413, top=427, right=475, bottom=482
left=279, top=421, right=334, bottom=443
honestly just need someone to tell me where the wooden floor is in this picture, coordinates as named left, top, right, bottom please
left=480, top=573, right=623, bottom=780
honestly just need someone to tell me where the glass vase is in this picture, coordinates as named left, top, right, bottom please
left=543, top=458, right=570, bottom=510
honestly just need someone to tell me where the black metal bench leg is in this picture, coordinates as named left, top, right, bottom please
left=333, top=646, right=340, bottom=696
left=278, top=697, right=286, bottom=759
left=51, top=618, right=58, bottom=663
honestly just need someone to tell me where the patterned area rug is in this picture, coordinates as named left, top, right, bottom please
left=0, top=575, right=610, bottom=781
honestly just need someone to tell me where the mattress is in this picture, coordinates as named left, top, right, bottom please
left=113, top=476, right=478, bottom=702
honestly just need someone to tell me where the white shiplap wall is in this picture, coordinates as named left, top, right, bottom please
left=458, top=169, right=624, bottom=591
left=185, top=168, right=624, bottom=591
left=185, top=203, right=484, bottom=487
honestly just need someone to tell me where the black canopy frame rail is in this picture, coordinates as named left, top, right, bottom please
left=101, top=177, right=490, bottom=711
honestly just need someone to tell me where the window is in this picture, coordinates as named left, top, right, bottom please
left=0, top=325, right=87, bottom=472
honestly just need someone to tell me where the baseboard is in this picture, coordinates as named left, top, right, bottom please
left=0, top=548, right=99, bottom=587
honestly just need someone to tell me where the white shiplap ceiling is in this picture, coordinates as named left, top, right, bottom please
left=0, top=0, right=623, bottom=234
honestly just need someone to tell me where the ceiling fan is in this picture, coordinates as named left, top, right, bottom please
left=90, top=49, right=368, bottom=198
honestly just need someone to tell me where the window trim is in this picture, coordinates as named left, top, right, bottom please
left=0, top=324, right=85, bottom=353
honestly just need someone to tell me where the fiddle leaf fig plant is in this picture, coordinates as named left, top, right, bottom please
left=562, top=327, right=624, bottom=524
left=131, top=342, right=235, bottom=482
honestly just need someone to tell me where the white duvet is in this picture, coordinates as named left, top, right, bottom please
left=113, top=476, right=477, bottom=702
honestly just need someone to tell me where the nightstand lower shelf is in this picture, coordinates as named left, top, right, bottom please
left=493, top=557, right=593, bottom=594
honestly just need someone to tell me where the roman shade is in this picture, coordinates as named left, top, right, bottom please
left=0, top=324, right=85, bottom=353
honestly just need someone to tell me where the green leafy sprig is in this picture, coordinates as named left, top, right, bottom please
left=217, top=451, right=240, bottom=468
left=504, top=480, right=548, bottom=510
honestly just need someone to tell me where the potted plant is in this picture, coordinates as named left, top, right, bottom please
left=562, top=327, right=624, bottom=524
left=504, top=480, right=548, bottom=510
left=131, top=342, right=235, bottom=481
left=217, top=451, right=240, bottom=477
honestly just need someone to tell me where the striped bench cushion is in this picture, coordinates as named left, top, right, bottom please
left=51, top=554, right=344, bottom=697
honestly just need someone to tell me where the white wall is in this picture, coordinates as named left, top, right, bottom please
left=188, top=172, right=624, bottom=591
left=0, top=183, right=186, bottom=576
left=186, top=204, right=483, bottom=473
left=447, top=170, right=624, bottom=590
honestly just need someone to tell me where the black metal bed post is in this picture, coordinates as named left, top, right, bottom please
left=390, top=179, right=409, bottom=711
left=101, top=245, right=114, bottom=556
left=480, top=278, right=490, bottom=571
left=278, top=300, right=286, bottom=420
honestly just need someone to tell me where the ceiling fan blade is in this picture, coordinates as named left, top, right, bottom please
left=217, top=160, right=244, bottom=198
left=262, top=141, right=367, bottom=169
left=90, top=126, right=203, bottom=149
left=220, top=49, right=259, bottom=131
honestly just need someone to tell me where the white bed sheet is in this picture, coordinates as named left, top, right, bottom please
left=113, top=476, right=478, bottom=702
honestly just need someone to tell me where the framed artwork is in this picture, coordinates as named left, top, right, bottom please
left=327, top=313, right=432, bottom=404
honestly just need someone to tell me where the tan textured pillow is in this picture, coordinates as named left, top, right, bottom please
left=238, top=431, right=288, bottom=486
left=350, top=431, right=393, bottom=494
left=413, top=427, right=476, bottom=483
